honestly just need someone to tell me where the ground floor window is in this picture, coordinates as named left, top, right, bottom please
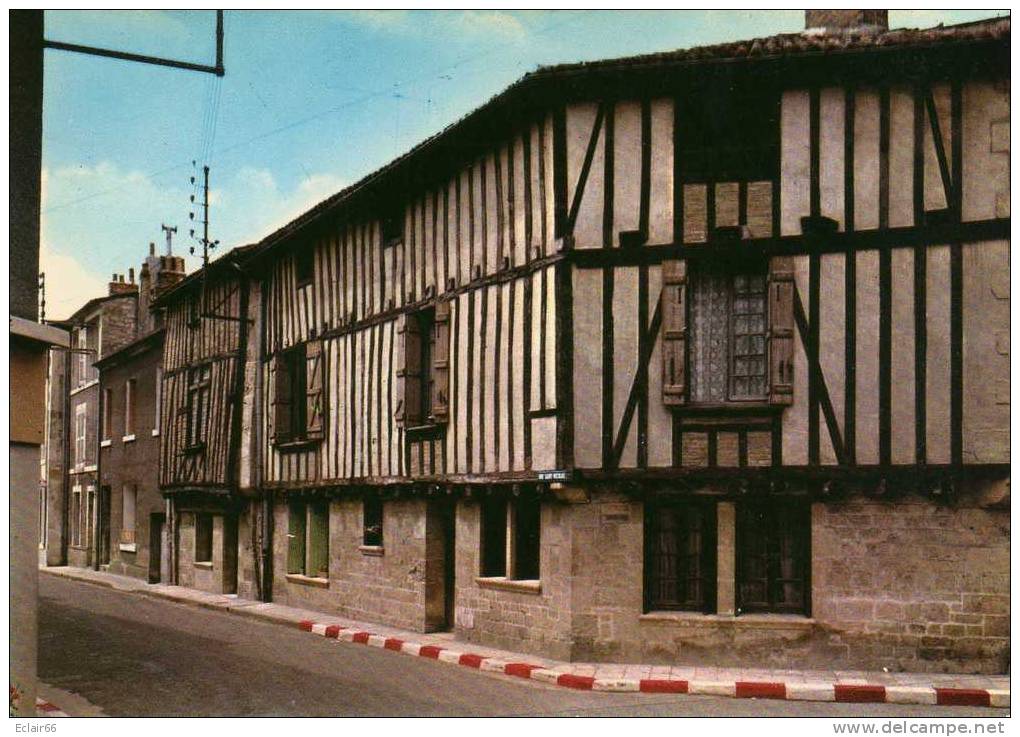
left=288, top=499, right=330, bottom=578
left=121, top=485, right=137, bottom=545
left=362, top=496, right=383, bottom=548
left=480, top=495, right=541, bottom=581
left=71, top=486, right=82, bottom=547
left=195, top=513, right=213, bottom=563
left=736, top=502, right=810, bottom=614
left=645, top=500, right=717, bottom=613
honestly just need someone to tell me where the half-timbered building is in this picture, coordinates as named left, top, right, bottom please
left=152, top=245, right=254, bottom=594
left=194, top=12, right=1007, bottom=673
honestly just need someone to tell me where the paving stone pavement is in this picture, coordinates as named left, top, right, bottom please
left=40, top=566, right=1010, bottom=709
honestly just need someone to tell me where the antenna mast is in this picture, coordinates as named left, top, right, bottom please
left=161, top=223, right=177, bottom=256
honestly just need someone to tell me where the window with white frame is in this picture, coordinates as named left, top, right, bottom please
left=121, top=485, right=137, bottom=546
left=75, top=404, right=87, bottom=468
left=124, top=378, right=136, bottom=437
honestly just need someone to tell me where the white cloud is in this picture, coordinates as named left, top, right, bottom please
left=39, top=240, right=109, bottom=321
left=39, top=159, right=348, bottom=319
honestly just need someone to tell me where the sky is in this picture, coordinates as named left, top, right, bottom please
left=40, top=9, right=1005, bottom=318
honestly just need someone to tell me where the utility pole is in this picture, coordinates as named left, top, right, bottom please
left=189, top=164, right=219, bottom=268
left=161, top=223, right=177, bottom=256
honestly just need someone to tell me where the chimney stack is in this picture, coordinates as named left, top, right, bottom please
left=109, top=272, right=139, bottom=296
left=805, top=10, right=888, bottom=34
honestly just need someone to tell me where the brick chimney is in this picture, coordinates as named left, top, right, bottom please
left=108, top=272, right=138, bottom=296
left=154, top=255, right=186, bottom=297
left=805, top=10, right=888, bottom=34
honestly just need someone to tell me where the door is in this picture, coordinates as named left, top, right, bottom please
left=97, top=485, right=111, bottom=566
left=149, top=513, right=165, bottom=583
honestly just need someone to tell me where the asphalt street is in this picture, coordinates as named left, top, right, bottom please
left=38, top=575, right=1010, bottom=718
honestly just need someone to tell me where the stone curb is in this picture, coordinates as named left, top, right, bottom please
left=35, top=698, right=68, bottom=718
left=38, top=567, right=1010, bottom=709
left=293, top=616, right=1010, bottom=708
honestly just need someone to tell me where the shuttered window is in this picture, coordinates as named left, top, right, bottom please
left=287, top=501, right=306, bottom=574
left=767, top=257, right=795, bottom=406
left=736, top=502, right=809, bottom=614
left=288, top=499, right=329, bottom=578
left=395, top=303, right=450, bottom=428
left=661, top=260, right=687, bottom=406
left=645, top=501, right=716, bottom=613
left=271, top=340, right=326, bottom=445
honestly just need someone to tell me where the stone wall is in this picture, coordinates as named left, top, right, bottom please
left=176, top=511, right=237, bottom=595
left=812, top=495, right=1009, bottom=674
left=268, top=497, right=432, bottom=632
left=454, top=498, right=574, bottom=661
left=562, top=488, right=1009, bottom=674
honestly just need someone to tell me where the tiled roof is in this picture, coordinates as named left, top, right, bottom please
left=250, top=16, right=1009, bottom=261
left=533, top=16, right=1010, bottom=75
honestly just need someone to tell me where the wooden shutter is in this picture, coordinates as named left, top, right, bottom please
left=305, top=340, right=325, bottom=440
left=431, top=301, right=451, bottom=422
left=394, top=313, right=422, bottom=427
left=286, top=502, right=306, bottom=575
left=767, top=256, right=795, bottom=406
left=271, top=353, right=292, bottom=442
left=662, top=259, right=688, bottom=406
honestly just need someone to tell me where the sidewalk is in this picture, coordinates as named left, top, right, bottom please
left=41, top=566, right=1009, bottom=709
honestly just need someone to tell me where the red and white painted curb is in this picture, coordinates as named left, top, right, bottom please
left=297, top=619, right=1009, bottom=708
left=35, top=698, right=68, bottom=717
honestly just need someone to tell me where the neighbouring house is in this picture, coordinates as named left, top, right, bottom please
left=151, top=244, right=256, bottom=595
left=156, top=11, right=1008, bottom=674
left=95, top=244, right=176, bottom=582
left=43, top=247, right=185, bottom=573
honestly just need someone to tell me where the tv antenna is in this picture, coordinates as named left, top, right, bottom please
left=161, top=223, right=177, bottom=256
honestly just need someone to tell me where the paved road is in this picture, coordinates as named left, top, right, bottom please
left=38, top=575, right=1009, bottom=717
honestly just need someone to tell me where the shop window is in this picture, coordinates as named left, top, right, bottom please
left=645, top=500, right=716, bottom=613
left=736, top=502, right=810, bottom=614
left=362, top=496, right=383, bottom=548
left=195, top=513, right=213, bottom=563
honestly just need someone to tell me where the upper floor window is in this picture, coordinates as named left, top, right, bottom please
left=676, top=85, right=778, bottom=183
left=124, top=378, right=137, bottom=437
left=295, top=247, right=314, bottom=288
left=395, top=302, right=450, bottom=428
left=153, top=367, right=163, bottom=435
left=381, top=206, right=404, bottom=246
left=102, top=388, right=113, bottom=441
left=689, top=264, right=768, bottom=404
left=271, top=341, right=325, bottom=446
left=661, top=258, right=793, bottom=409
left=185, top=364, right=211, bottom=449
left=74, top=404, right=87, bottom=467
